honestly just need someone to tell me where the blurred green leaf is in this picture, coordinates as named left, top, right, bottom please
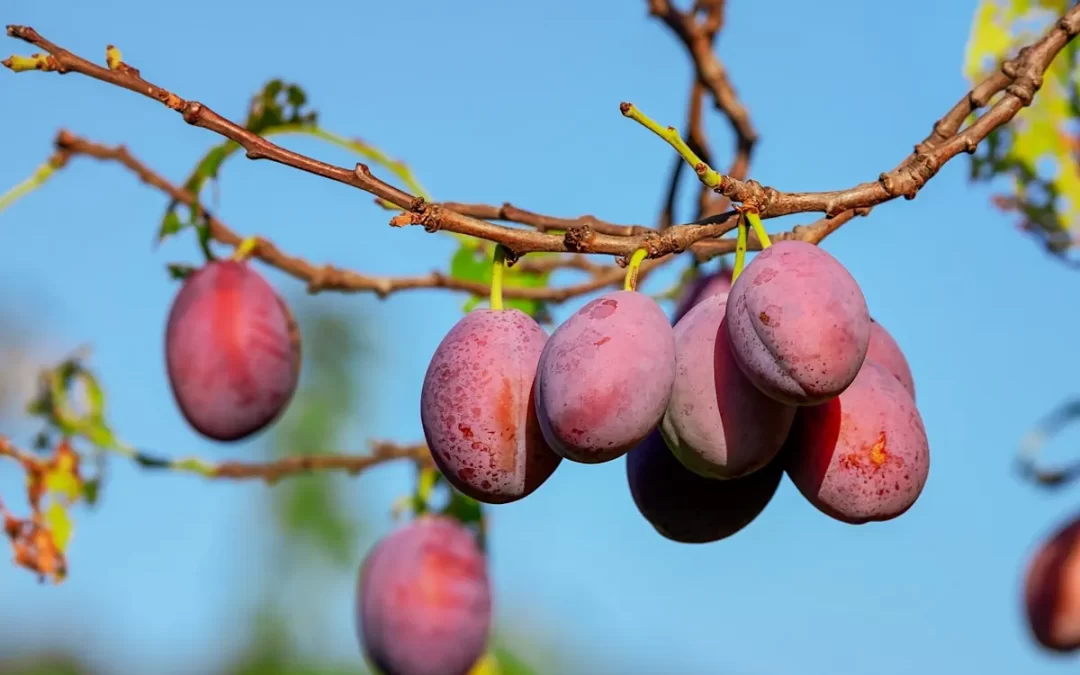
left=449, top=243, right=551, bottom=320
left=269, top=307, right=366, bottom=566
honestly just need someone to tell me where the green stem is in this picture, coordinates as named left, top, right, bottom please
left=745, top=211, right=772, bottom=248
left=231, top=236, right=259, bottom=262
left=620, top=102, right=723, bottom=189
left=624, top=248, right=649, bottom=291
left=490, top=245, right=507, bottom=310
left=732, top=215, right=749, bottom=283
left=0, top=161, right=59, bottom=214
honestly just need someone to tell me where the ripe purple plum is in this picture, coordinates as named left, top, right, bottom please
left=420, top=309, right=561, bottom=504
left=784, top=359, right=929, bottom=524
left=725, top=240, right=870, bottom=405
left=866, top=318, right=916, bottom=400
left=356, top=515, right=491, bottom=675
left=673, top=268, right=733, bottom=322
left=165, top=260, right=301, bottom=442
left=535, top=290, right=676, bottom=464
left=1024, top=513, right=1080, bottom=652
left=661, top=294, right=795, bottom=478
left=626, top=431, right=783, bottom=543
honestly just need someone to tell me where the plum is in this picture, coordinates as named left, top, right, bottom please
left=867, top=318, right=916, bottom=400
left=673, top=268, right=733, bottom=322
left=725, top=240, right=870, bottom=406
left=421, top=309, right=561, bottom=504
left=626, top=431, right=783, bottom=543
left=356, top=515, right=491, bottom=675
left=784, top=359, right=929, bottom=524
left=165, top=260, right=301, bottom=441
left=661, top=294, right=795, bottom=479
left=535, top=290, right=676, bottom=464
left=1024, top=513, right=1080, bottom=652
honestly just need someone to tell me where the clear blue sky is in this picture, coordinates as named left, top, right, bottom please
left=2, top=0, right=1079, bottom=673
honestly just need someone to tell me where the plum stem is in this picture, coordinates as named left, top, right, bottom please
left=619, top=102, right=723, bottom=190
left=624, top=248, right=649, bottom=291
left=746, top=210, right=772, bottom=248
left=230, top=236, right=259, bottom=262
left=732, top=214, right=749, bottom=282
left=490, top=244, right=507, bottom=310
left=412, top=466, right=441, bottom=514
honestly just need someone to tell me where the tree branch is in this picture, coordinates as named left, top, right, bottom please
left=0, top=27, right=735, bottom=259
left=47, top=131, right=657, bottom=303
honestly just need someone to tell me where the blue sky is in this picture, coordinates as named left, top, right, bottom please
left=3, top=0, right=1080, bottom=673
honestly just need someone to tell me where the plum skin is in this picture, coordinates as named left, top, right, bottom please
left=1024, top=513, right=1080, bottom=653
left=784, top=359, right=929, bottom=524
left=725, top=240, right=870, bottom=406
left=164, top=260, right=301, bottom=442
left=535, top=290, right=676, bottom=464
left=661, top=294, right=795, bottom=479
left=356, top=515, right=492, bottom=675
left=626, top=430, right=783, bottom=544
left=420, top=308, right=561, bottom=504
left=866, top=318, right=916, bottom=400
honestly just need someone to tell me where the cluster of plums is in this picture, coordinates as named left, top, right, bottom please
left=418, top=239, right=930, bottom=534
left=162, top=244, right=933, bottom=675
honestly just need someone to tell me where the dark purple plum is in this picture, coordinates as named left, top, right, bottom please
left=725, top=240, right=870, bottom=405
left=165, top=260, right=301, bottom=442
left=673, top=268, right=733, bottom=322
left=867, top=318, right=916, bottom=400
left=420, top=309, right=561, bottom=504
left=661, top=294, right=795, bottom=479
left=784, top=359, right=929, bottom=524
left=626, top=431, right=783, bottom=543
left=1024, top=513, right=1080, bottom=653
left=535, top=290, right=676, bottom=464
left=356, top=515, right=491, bottom=675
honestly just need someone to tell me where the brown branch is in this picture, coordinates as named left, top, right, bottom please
left=702, top=11, right=1080, bottom=218
left=200, top=441, right=433, bottom=483
left=1, top=26, right=735, bottom=260
left=649, top=0, right=756, bottom=180
left=440, top=203, right=650, bottom=238
left=50, top=131, right=649, bottom=303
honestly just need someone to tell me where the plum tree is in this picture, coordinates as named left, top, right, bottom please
left=784, top=359, right=930, bottom=524
left=1024, top=513, right=1080, bottom=653
left=420, top=308, right=562, bottom=504
left=626, top=430, right=783, bottom=543
left=535, top=290, right=676, bottom=464
left=661, top=293, right=795, bottom=479
left=164, top=259, right=301, bottom=442
left=3, top=1, right=1079, bottom=666
left=725, top=240, right=871, bottom=406
left=866, top=318, right=916, bottom=401
left=356, top=515, right=491, bottom=675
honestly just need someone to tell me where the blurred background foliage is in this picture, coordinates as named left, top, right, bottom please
left=0, top=297, right=562, bottom=674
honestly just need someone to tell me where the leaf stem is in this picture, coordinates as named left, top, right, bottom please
left=490, top=245, right=507, bottom=310
left=624, top=248, right=649, bottom=291
left=0, top=161, right=60, bottom=214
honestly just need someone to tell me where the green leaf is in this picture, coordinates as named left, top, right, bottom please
left=167, top=263, right=197, bottom=280
left=44, top=501, right=73, bottom=553
left=448, top=243, right=551, bottom=319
